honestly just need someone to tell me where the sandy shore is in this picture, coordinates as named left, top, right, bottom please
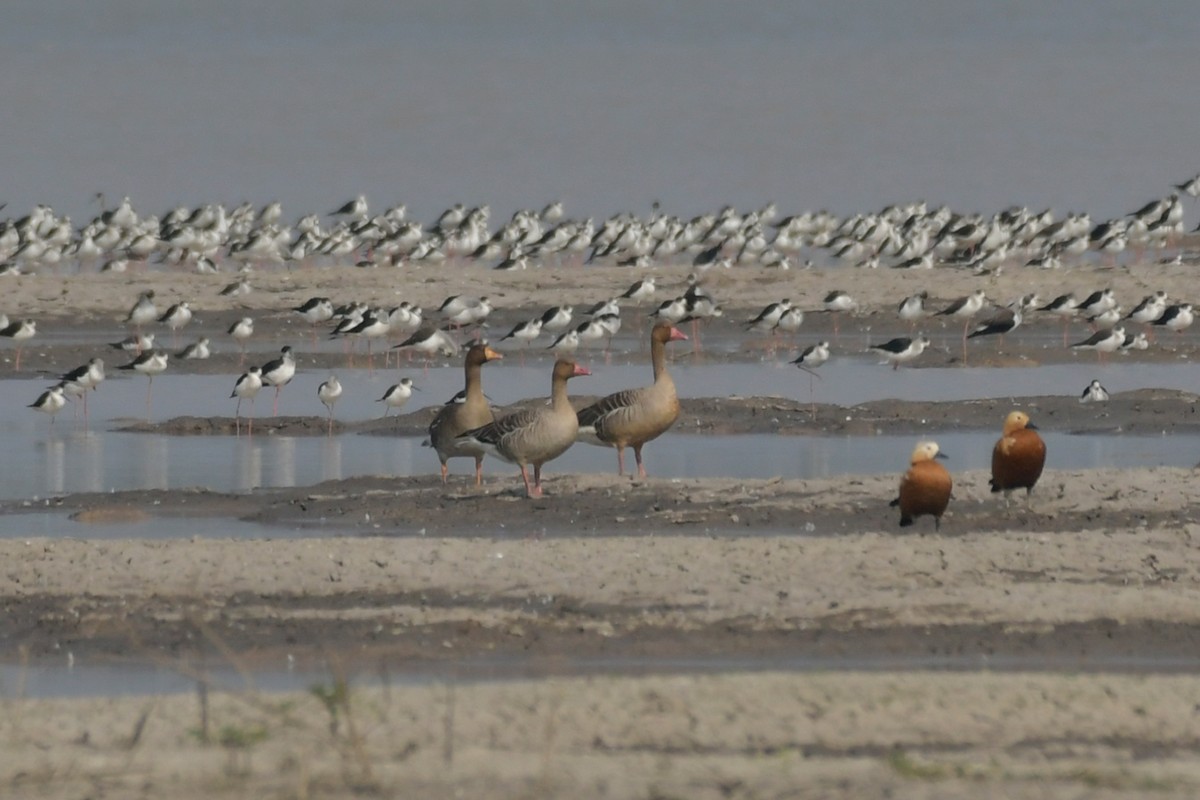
left=3, top=257, right=1200, bottom=798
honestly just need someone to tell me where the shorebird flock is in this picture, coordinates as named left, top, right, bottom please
left=7, top=176, right=1200, bottom=506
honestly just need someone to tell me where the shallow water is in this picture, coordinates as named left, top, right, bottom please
left=0, top=429, right=1189, bottom=524
left=9, top=353, right=1197, bottom=422
left=8, top=649, right=1200, bottom=699
left=0, top=354, right=1192, bottom=506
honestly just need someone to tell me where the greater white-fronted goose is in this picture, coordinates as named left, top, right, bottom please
left=576, top=321, right=687, bottom=477
left=458, top=358, right=590, bottom=498
left=427, top=344, right=503, bottom=485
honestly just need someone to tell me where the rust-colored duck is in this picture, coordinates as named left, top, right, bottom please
left=458, top=359, right=590, bottom=498
left=890, top=440, right=952, bottom=530
left=990, top=410, right=1046, bottom=503
left=576, top=321, right=687, bottom=477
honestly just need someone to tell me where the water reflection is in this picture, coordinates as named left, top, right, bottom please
left=41, top=438, right=65, bottom=495
left=133, top=435, right=169, bottom=490
left=0, top=355, right=1192, bottom=502
left=3, top=429, right=1192, bottom=502
left=8, top=647, right=1200, bottom=700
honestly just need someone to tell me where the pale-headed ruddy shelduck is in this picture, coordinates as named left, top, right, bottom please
left=28, top=384, right=66, bottom=426
left=990, top=410, right=1046, bottom=505
left=0, top=318, right=36, bottom=369
left=576, top=321, right=687, bottom=478
left=458, top=358, right=590, bottom=498
left=1071, top=325, right=1125, bottom=362
left=260, top=346, right=296, bottom=416
left=889, top=440, right=952, bottom=530
left=378, top=377, right=417, bottom=417
left=317, top=375, right=342, bottom=434
left=1079, top=379, right=1110, bottom=403
left=426, top=344, right=502, bottom=485
left=868, top=335, right=930, bottom=370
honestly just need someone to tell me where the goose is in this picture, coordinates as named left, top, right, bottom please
left=426, top=344, right=503, bottom=485
left=576, top=322, right=687, bottom=477
left=457, top=359, right=590, bottom=498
